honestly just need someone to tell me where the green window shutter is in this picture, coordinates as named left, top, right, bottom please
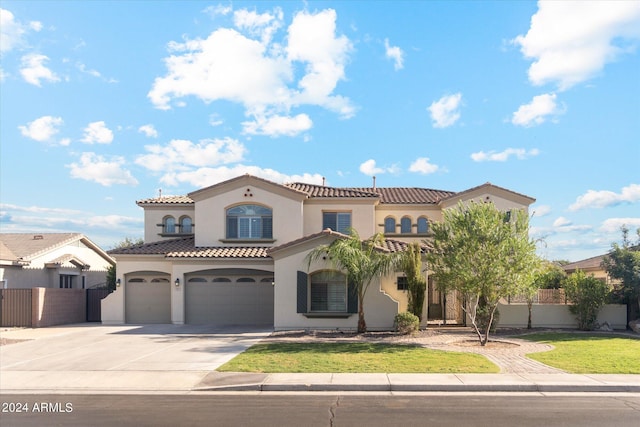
left=297, top=271, right=308, bottom=313
left=347, top=279, right=358, bottom=313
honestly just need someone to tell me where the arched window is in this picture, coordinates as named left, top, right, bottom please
left=180, top=216, right=193, bottom=234
left=163, top=216, right=176, bottom=234
left=310, top=271, right=347, bottom=312
left=187, top=277, right=207, bottom=283
left=384, top=217, right=396, bottom=233
left=237, top=277, right=256, bottom=283
left=417, top=217, right=429, bottom=234
left=212, top=278, right=232, bottom=283
left=226, top=204, right=272, bottom=239
left=400, top=217, right=412, bottom=234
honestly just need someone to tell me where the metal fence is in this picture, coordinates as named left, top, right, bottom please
left=0, top=289, right=33, bottom=327
left=507, top=289, right=568, bottom=304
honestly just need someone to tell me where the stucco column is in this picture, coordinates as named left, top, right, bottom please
left=171, top=269, right=185, bottom=325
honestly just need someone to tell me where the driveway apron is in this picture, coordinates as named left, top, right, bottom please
left=0, top=324, right=271, bottom=392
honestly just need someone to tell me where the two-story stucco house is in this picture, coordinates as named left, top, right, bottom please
left=104, top=174, right=535, bottom=330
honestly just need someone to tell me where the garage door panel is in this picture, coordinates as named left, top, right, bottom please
left=185, top=281, right=273, bottom=325
left=126, top=281, right=171, bottom=324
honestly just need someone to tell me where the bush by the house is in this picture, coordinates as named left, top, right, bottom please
left=394, top=312, right=419, bottom=335
left=564, top=269, right=611, bottom=330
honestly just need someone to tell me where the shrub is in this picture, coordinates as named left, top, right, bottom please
left=564, top=270, right=611, bottom=330
left=394, top=312, right=419, bottom=335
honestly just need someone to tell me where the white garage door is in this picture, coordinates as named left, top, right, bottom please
left=125, top=279, right=171, bottom=324
left=185, top=280, right=274, bottom=325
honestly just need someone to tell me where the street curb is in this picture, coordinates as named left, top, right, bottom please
left=194, top=383, right=640, bottom=393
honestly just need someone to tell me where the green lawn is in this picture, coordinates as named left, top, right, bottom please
left=217, top=342, right=499, bottom=373
left=522, top=333, right=640, bottom=374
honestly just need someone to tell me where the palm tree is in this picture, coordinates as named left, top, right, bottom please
left=305, top=229, right=400, bottom=333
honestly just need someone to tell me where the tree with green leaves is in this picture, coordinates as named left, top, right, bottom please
left=602, top=226, right=640, bottom=322
left=564, top=269, right=611, bottom=330
left=398, top=242, right=427, bottom=321
left=526, top=261, right=568, bottom=328
left=305, top=230, right=401, bottom=333
left=425, top=202, right=540, bottom=346
left=106, top=237, right=144, bottom=290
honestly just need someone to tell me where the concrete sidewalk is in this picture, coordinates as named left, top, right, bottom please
left=2, top=370, right=639, bottom=394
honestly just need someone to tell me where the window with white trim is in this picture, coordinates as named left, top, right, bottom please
left=322, top=212, right=351, bottom=234
left=226, top=205, right=273, bottom=239
left=310, top=271, right=347, bottom=312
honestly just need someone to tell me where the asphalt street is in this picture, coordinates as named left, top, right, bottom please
left=2, top=394, right=639, bottom=427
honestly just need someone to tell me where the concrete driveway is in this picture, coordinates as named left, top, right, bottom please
left=0, top=323, right=271, bottom=392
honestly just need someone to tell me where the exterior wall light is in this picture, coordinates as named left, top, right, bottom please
left=174, top=278, right=180, bottom=287
left=116, top=279, right=121, bottom=287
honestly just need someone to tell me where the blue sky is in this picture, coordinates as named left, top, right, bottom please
left=1, top=1, right=639, bottom=261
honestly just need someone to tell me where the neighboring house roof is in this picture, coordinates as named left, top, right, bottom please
left=45, top=254, right=91, bottom=269
left=563, top=254, right=606, bottom=273
left=0, top=241, right=20, bottom=262
left=0, top=233, right=115, bottom=266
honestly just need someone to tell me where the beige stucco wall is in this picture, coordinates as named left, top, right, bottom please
left=272, top=239, right=400, bottom=331
left=193, top=186, right=304, bottom=247
left=142, top=206, right=195, bottom=243
left=497, top=303, right=627, bottom=329
left=110, top=254, right=274, bottom=325
left=440, top=187, right=532, bottom=213
left=302, top=200, right=377, bottom=237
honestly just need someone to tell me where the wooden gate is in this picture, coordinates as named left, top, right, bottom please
left=86, top=289, right=112, bottom=322
left=0, top=289, right=32, bottom=327
left=426, top=278, right=465, bottom=325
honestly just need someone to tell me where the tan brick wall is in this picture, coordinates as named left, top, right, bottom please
left=32, top=288, right=86, bottom=327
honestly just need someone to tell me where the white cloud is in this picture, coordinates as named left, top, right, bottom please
left=233, top=7, right=283, bottom=44
left=358, top=159, right=399, bottom=176
left=209, top=113, right=223, bottom=127
left=160, top=164, right=324, bottom=188
left=569, top=184, right=640, bottom=211
left=242, top=113, right=312, bottom=137
left=82, top=121, right=114, bottom=144
left=67, top=152, right=138, bottom=186
left=600, top=218, right=640, bottom=233
left=513, top=1, right=640, bottom=90
left=428, top=93, right=462, bottom=128
left=19, top=53, right=60, bottom=86
left=18, top=115, right=63, bottom=142
left=409, top=157, right=441, bottom=175
left=148, top=8, right=354, bottom=135
left=471, top=148, right=540, bottom=162
left=384, top=38, right=404, bottom=70
left=511, top=93, right=563, bottom=127
left=138, top=124, right=158, bottom=138
left=1, top=8, right=40, bottom=54
left=135, top=137, right=246, bottom=173
left=531, top=205, right=551, bottom=217
left=553, top=216, right=572, bottom=227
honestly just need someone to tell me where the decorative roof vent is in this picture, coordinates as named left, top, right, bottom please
left=33, top=235, right=44, bottom=240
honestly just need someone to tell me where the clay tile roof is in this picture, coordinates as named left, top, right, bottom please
left=167, top=246, right=269, bottom=258
left=562, top=255, right=606, bottom=272
left=285, top=183, right=379, bottom=198
left=352, top=187, right=455, bottom=204
left=136, top=195, right=194, bottom=205
left=108, top=236, right=270, bottom=259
